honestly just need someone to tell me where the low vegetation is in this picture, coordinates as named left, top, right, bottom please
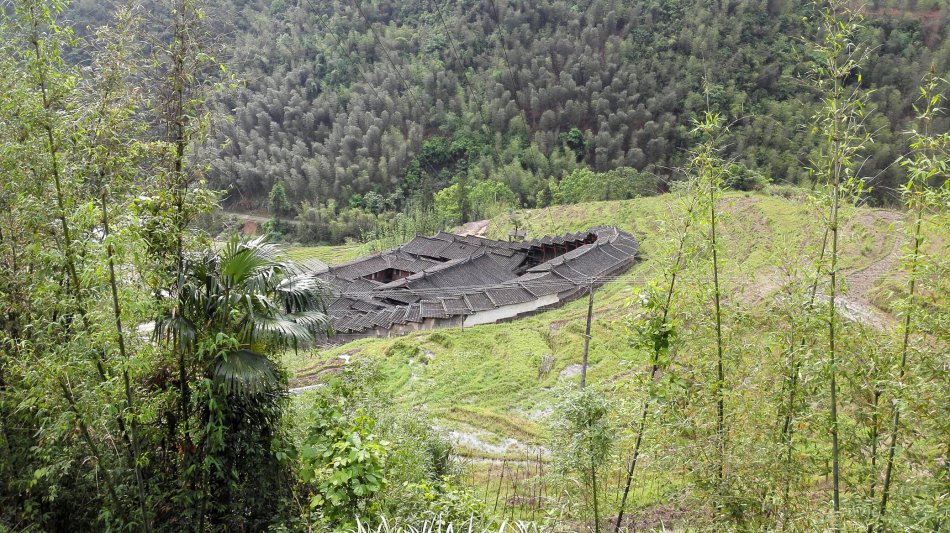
left=286, top=184, right=948, bottom=528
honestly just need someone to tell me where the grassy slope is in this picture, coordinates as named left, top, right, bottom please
left=284, top=191, right=929, bottom=443
left=281, top=191, right=950, bottom=522
left=284, top=242, right=369, bottom=264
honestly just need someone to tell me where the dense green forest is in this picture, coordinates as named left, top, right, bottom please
left=67, top=0, right=950, bottom=244
left=145, top=3, right=950, bottom=206
left=1, top=0, right=948, bottom=531
left=216, top=0, right=947, bottom=241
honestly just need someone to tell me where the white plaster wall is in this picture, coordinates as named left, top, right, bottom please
left=464, top=293, right=560, bottom=326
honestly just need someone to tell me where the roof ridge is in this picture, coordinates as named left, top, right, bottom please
left=323, top=226, right=639, bottom=336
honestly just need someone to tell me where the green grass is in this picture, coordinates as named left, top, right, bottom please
left=285, top=192, right=916, bottom=437
left=282, top=190, right=934, bottom=521
left=284, top=242, right=370, bottom=265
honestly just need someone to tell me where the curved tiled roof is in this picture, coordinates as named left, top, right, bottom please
left=317, top=226, right=638, bottom=338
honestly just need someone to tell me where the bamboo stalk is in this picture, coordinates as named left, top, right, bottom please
left=876, top=204, right=924, bottom=531
left=780, top=225, right=830, bottom=524
left=101, top=192, right=152, bottom=532
left=28, top=5, right=108, bottom=382
left=829, top=146, right=842, bottom=531
left=592, top=459, right=600, bottom=533
left=614, top=194, right=700, bottom=532
left=866, top=385, right=881, bottom=533
left=581, top=283, right=594, bottom=389
left=708, top=153, right=726, bottom=514
left=59, top=378, right=122, bottom=510
left=493, top=459, right=507, bottom=515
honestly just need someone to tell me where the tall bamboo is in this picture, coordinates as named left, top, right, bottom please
left=876, top=70, right=947, bottom=531
left=614, top=193, right=700, bottom=532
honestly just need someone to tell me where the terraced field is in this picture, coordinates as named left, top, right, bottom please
left=285, top=190, right=925, bottom=441
left=282, top=190, right=941, bottom=523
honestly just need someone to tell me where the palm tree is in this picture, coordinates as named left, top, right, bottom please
left=156, top=234, right=331, bottom=395
left=154, top=234, right=331, bottom=528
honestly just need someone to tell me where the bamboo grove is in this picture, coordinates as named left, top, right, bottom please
left=0, top=0, right=329, bottom=528
left=549, top=3, right=948, bottom=531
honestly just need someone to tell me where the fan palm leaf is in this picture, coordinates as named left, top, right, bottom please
left=243, top=315, right=315, bottom=345
left=276, top=274, right=332, bottom=314
left=153, top=314, right=197, bottom=353
left=157, top=235, right=331, bottom=399
left=213, top=348, right=281, bottom=397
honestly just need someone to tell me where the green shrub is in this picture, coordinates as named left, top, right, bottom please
left=385, top=339, right=423, bottom=361
left=552, top=167, right=657, bottom=204
left=469, top=180, right=517, bottom=220
left=764, top=183, right=809, bottom=201
left=427, top=332, right=455, bottom=349
left=297, top=359, right=481, bottom=528
left=723, top=163, right=768, bottom=191
left=300, top=405, right=389, bottom=527
left=549, top=387, right=616, bottom=528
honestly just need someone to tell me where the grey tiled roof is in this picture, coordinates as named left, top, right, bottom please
left=420, top=300, right=448, bottom=318
left=405, top=303, right=422, bottom=322
left=316, top=226, right=638, bottom=337
left=442, top=297, right=472, bottom=315
left=350, top=299, right=383, bottom=312
left=566, top=246, right=619, bottom=278
left=330, top=254, right=390, bottom=280
left=333, top=314, right=358, bottom=333
left=485, top=286, right=534, bottom=306
left=463, top=292, right=494, bottom=311
left=521, top=279, right=557, bottom=297
left=421, top=254, right=513, bottom=289
left=526, top=244, right=595, bottom=273
left=370, top=309, right=395, bottom=329
left=551, top=263, right=589, bottom=282
left=437, top=241, right=484, bottom=260
left=340, top=277, right=381, bottom=293
left=487, top=250, right=527, bottom=271
left=329, top=297, right=356, bottom=312
left=401, top=236, right=453, bottom=258
left=381, top=291, right=420, bottom=304
left=390, top=306, right=408, bottom=324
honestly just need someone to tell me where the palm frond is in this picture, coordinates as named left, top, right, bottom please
left=213, top=348, right=281, bottom=397
left=243, top=265, right=280, bottom=295
left=168, top=234, right=333, bottom=356
left=285, top=310, right=332, bottom=331
left=246, top=315, right=316, bottom=345
left=276, top=274, right=332, bottom=313
left=221, top=247, right=274, bottom=287
left=153, top=314, right=197, bottom=352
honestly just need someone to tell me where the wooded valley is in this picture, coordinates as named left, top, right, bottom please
left=68, top=0, right=950, bottom=244
left=0, top=0, right=947, bottom=531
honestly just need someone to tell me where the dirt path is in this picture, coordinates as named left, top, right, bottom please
left=844, top=210, right=905, bottom=296
left=736, top=209, right=905, bottom=330
left=837, top=210, right=905, bottom=330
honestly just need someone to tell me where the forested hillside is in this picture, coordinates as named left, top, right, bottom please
left=3, top=0, right=949, bottom=531
left=62, top=0, right=950, bottom=243
left=179, top=0, right=947, bottom=214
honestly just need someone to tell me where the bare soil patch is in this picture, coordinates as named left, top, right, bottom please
left=559, top=363, right=583, bottom=380
left=455, top=219, right=491, bottom=237
left=609, top=502, right=688, bottom=532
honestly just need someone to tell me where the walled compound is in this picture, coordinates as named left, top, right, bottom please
left=318, top=226, right=638, bottom=343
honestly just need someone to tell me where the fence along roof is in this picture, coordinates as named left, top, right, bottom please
left=318, top=226, right=638, bottom=336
